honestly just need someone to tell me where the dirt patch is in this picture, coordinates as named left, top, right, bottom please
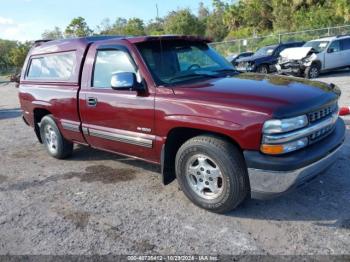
left=10, top=147, right=40, bottom=158
left=57, top=209, right=90, bottom=229
left=0, top=165, right=136, bottom=192
left=0, top=175, right=7, bottom=184
left=133, top=239, right=156, bottom=252
left=62, top=165, right=137, bottom=184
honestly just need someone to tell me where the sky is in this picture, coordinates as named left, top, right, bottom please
left=0, top=0, right=213, bottom=41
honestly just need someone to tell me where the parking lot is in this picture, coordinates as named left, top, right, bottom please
left=0, top=71, right=349, bottom=255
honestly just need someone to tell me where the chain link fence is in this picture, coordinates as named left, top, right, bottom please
left=210, top=25, right=350, bottom=57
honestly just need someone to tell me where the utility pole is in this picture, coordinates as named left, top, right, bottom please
left=156, top=4, right=159, bottom=20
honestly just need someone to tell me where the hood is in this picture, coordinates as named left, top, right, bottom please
left=172, top=73, right=339, bottom=119
left=226, top=54, right=238, bottom=61
left=236, top=54, right=269, bottom=63
left=280, top=47, right=314, bottom=60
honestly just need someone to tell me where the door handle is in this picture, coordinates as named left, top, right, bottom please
left=87, top=97, right=98, bottom=107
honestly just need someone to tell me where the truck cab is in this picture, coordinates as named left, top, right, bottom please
left=19, top=36, right=345, bottom=213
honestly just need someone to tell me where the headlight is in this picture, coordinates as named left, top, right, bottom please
left=262, top=115, right=308, bottom=134
left=261, top=115, right=309, bottom=155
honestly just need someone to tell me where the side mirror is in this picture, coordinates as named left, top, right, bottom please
left=110, top=72, right=145, bottom=92
left=111, top=72, right=135, bottom=90
left=327, top=48, right=334, bottom=53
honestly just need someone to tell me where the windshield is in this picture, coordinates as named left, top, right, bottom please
left=136, top=40, right=235, bottom=85
left=254, top=46, right=276, bottom=57
left=303, top=41, right=329, bottom=52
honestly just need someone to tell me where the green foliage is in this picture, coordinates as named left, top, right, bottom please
left=205, top=2, right=229, bottom=41
left=9, top=42, right=31, bottom=68
left=124, top=18, right=146, bottom=35
left=65, top=17, right=93, bottom=37
left=145, top=19, right=165, bottom=35
left=0, top=40, right=16, bottom=72
left=0, top=40, right=31, bottom=73
left=96, top=17, right=146, bottom=35
left=42, top=27, right=64, bottom=40
left=164, top=9, right=205, bottom=36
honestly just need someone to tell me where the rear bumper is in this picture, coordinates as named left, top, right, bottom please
left=244, top=118, right=345, bottom=199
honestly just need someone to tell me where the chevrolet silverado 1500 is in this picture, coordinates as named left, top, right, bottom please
left=18, top=35, right=345, bottom=213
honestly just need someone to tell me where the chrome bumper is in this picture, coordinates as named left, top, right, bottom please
left=248, top=143, right=343, bottom=199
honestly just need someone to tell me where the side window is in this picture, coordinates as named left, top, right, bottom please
left=27, top=52, right=76, bottom=80
left=93, top=50, right=135, bottom=88
left=328, top=40, right=341, bottom=53
left=341, top=38, right=350, bottom=51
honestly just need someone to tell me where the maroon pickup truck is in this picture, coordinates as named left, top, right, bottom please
left=18, top=35, right=345, bottom=213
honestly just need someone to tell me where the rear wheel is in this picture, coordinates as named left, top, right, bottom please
left=175, top=135, right=249, bottom=213
left=305, top=64, right=320, bottom=79
left=40, top=115, right=73, bottom=159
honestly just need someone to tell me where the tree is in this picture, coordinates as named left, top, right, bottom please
left=9, top=42, right=31, bottom=69
left=0, top=39, right=17, bottom=73
left=42, top=27, right=64, bottom=40
left=65, top=17, right=93, bottom=37
left=205, top=1, right=229, bottom=41
left=198, top=2, right=209, bottom=20
left=95, top=18, right=113, bottom=35
left=242, top=0, right=274, bottom=31
left=112, top=18, right=128, bottom=35
left=124, top=18, right=145, bottom=35
left=164, top=9, right=205, bottom=36
left=145, top=18, right=165, bottom=35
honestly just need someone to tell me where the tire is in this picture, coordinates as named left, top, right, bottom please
left=40, top=115, right=73, bottom=159
left=305, top=64, right=320, bottom=79
left=257, top=64, right=269, bottom=74
left=175, top=135, right=249, bottom=213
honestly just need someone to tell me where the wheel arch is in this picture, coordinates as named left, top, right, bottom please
left=311, top=60, right=322, bottom=69
left=161, top=127, right=242, bottom=185
left=33, top=108, right=52, bottom=143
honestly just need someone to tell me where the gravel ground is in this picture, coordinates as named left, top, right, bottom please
left=0, top=70, right=349, bottom=256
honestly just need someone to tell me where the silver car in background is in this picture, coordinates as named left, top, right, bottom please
left=276, top=35, right=350, bottom=78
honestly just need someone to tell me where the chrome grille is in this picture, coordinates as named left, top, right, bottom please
left=237, top=62, right=248, bottom=68
left=309, top=124, right=334, bottom=143
left=308, top=104, right=338, bottom=123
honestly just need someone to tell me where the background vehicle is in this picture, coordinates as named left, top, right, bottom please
left=234, top=41, right=305, bottom=73
left=226, top=52, right=254, bottom=65
left=18, top=36, right=345, bottom=213
left=277, top=35, right=350, bottom=78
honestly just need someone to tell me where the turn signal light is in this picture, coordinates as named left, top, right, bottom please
left=260, top=144, right=285, bottom=155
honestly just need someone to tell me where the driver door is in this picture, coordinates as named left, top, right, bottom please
left=79, top=43, right=156, bottom=160
left=325, top=40, right=343, bottom=69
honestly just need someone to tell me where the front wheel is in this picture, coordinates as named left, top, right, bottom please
left=257, top=64, right=269, bottom=74
left=305, top=64, right=320, bottom=79
left=175, top=135, right=249, bottom=213
left=40, top=115, right=73, bottom=159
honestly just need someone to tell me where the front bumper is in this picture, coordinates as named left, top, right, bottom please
left=276, top=63, right=305, bottom=76
left=244, top=118, right=345, bottom=199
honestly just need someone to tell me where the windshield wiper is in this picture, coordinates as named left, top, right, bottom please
left=214, top=68, right=239, bottom=75
left=169, top=73, right=220, bottom=83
